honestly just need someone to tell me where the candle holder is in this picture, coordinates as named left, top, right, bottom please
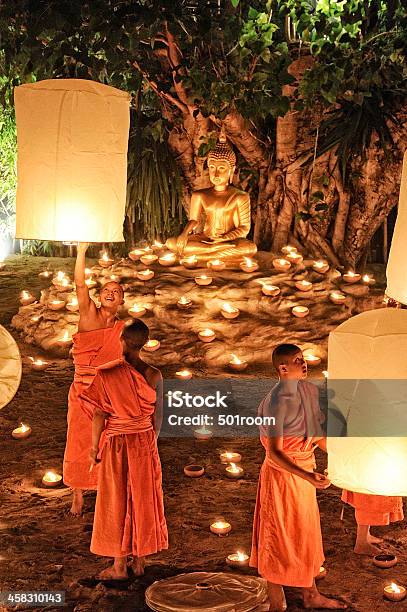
left=292, top=306, right=309, bottom=318
left=12, top=423, right=32, bottom=439
left=136, top=269, right=155, bottom=281
left=20, top=291, right=36, bottom=306
left=128, top=305, right=147, bottom=318
left=315, top=566, right=327, bottom=581
left=304, top=353, right=321, bottom=367
left=207, top=259, right=226, bottom=272
left=343, top=271, right=361, bottom=284
left=39, top=270, right=52, bottom=278
left=129, top=248, right=146, bottom=261
left=312, top=260, right=329, bottom=274
left=330, top=291, right=346, bottom=305
left=286, top=251, right=303, bottom=265
left=66, top=298, right=79, bottom=312
left=42, top=471, right=63, bottom=488
left=85, top=278, right=98, bottom=289
left=194, top=427, right=213, bottom=440
left=373, top=554, right=398, bottom=569
left=383, top=583, right=406, bottom=602
left=362, top=274, right=376, bottom=286
left=56, top=331, right=73, bottom=349
left=239, top=258, right=259, bottom=273
left=226, top=551, right=249, bottom=568
left=295, top=280, right=313, bottom=292
left=175, top=369, right=193, bottom=381
left=140, top=253, right=159, bottom=266
left=273, top=258, right=291, bottom=272
left=221, top=303, right=240, bottom=319
left=210, top=521, right=232, bottom=536
left=152, top=240, right=164, bottom=251
left=261, top=283, right=280, bottom=297
left=177, top=296, right=193, bottom=310
left=184, top=464, right=205, bottom=478
left=225, top=463, right=244, bottom=479
left=220, top=451, right=242, bottom=464
left=30, top=358, right=50, bottom=372
left=158, top=253, right=177, bottom=266
left=143, top=339, right=161, bottom=352
left=180, top=256, right=199, bottom=269
left=98, top=253, right=114, bottom=268
left=195, top=274, right=212, bottom=286
left=229, top=355, right=248, bottom=371
left=281, top=245, right=297, bottom=255
left=198, top=329, right=216, bottom=343
left=48, top=299, right=66, bottom=311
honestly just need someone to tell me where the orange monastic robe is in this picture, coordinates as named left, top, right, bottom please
left=82, top=361, right=168, bottom=558
left=341, top=490, right=403, bottom=526
left=250, top=381, right=325, bottom=587
left=63, top=320, right=125, bottom=489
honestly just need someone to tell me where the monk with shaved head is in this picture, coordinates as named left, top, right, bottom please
left=63, top=243, right=125, bottom=515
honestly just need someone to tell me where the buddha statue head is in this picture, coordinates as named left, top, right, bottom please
left=207, top=131, right=236, bottom=189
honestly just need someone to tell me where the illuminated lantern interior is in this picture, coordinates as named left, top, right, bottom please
left=0, top=325, right=22, bottom=409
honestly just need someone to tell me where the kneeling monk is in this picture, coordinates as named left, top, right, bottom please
left=63, top=242, right=125, bottom=515
left=250, top=344, right=347, bottom=611
left=83, top=319, right=168, bottom=580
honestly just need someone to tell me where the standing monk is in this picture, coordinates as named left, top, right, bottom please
left=83, top=319, right=168, bottom=579
left=63, top=242, right=125, bottom=515
left=250, top=344, right=347, bottom=611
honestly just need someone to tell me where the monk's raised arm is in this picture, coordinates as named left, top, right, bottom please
left=75, top=242, right=93, bottom=315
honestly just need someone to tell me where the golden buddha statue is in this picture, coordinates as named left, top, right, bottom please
left=166, top=133, right=257, bottom=262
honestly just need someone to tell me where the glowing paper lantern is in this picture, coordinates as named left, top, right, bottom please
left=327, top=309, right=407, bottom=496
left=14, top=79, right=130, bottom=242
left=0, top=325, right=22, bottom=409
left=386, top=151, right=407, bottom=304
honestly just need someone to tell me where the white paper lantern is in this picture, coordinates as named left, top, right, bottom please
left=14, top=79, right=130, bottom=243
left=0, top=325, right=22, bottom=409
left=386, top=150, right=407, bottom=304
left=327, top=308, right=407, bottom=496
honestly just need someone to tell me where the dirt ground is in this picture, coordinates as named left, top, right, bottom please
left=0, top=255, right=406, bottom=612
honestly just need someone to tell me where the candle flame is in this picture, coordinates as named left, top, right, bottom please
left=322, top=370, right=329, bottom=378
left=390, top=583, right=401, bottom=594
left=283, top=245, right=297, bottom=253
left=102, top=252, right=110, bottom=261
left=236, top=551, right=247, bottom=561
left=178, top=296, right=190, bottom=304
left=145, top=339, right=159, bottom=347
left=68, top=297, right=78, bottom=306
left=21, top=290, right=31, bottom=299
left=230, top=354, right=242, bottom=364
left=222, top=302, right=237, bottom=313
left=362, top=274, right=371, bottom=282
left=162, top=253, right=175, bottom=261
left=176, top=369, right=192, bottom=377
left=17, top=423, right=30, bottom=433
left=228, top=462, right=241, bottom=473
left=43, top=471, right=60, bottom=482
left=55, top=271, right=66, bottom=281
left=185, top=256, right=197, bottom=263
left=154, top=240, right=163, bottom=248
left=201, top=328, right=214, bottom=336
left=212, top=520, right=229, bottom=528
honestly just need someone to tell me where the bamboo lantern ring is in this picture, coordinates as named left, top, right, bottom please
left=14, top=79, right=130, bottom=243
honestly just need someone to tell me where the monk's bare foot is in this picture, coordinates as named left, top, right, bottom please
left=367, top=534, right=383, bottom=545
left=98, top=565, right=128, bottom=581
left=303, top=593, right=347, bottom=609
left=354, top=541, right=380, bottom=555
left=69, top=489, right=83, bottom=516
left=132, top=557, right=145, bottom=576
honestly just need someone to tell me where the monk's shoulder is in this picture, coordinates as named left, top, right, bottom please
left=301, top=380, right=319, bottom=397
left=145, top=364, right=163, bottom=389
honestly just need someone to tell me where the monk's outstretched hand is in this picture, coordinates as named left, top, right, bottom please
left=89, top=448, right=101, bottom=472
left=307, top=472, right=331, bottom=489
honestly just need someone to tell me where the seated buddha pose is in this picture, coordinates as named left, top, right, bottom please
left=166, top=132, right=257, bottom=262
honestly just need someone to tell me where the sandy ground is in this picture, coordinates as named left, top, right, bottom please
left=0, top=255, right=406, bottom=612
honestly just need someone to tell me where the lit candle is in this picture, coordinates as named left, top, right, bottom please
left=98, top=252, right=114, bottom=268
left=128, top=304, right=147, bottom=318
left=261, top=283, right=280, bottom=297
left=316, top=566, right=327, bottom=580
left=30, top=357, right=49, bottom=371
left=136, top=269, right=155, bottom=281
left=226, top=551, right=249, bottom=568
left=183, top=464, right=205, bottom=478
left=362, top=274, right=375, bottom=285
left=221, top=303, right=240, bottom=319
left=210, top=520, right=232, bottom=536
left=177, top=295, right=193, bottom=310
left=31, top=316, right=40, bottom=323
left=195, top=274, right=213, bottom=286
left=229, top=354, right=248, bottom=371
left=239, top=257, right=259, bottom=273
left=85, top=278, right=98, bottom=289
left=194, top=426, right=213, bottom=440
left=220, top=451, right=242, bottom=464
left=56, top=330, right=73, bottom=348
left=330, top=291, right=346, bottom=305
left=180, top=255, right=199, bottom=269
left=38, top=270, right=52, bottom=278
left=281, top=245, right=297, bottom=255
left=304, top=353, right=321, bottom=367
left=175, top=369, right=192, bottom=380
left=84, top=268, right=93, bottom=278
left=312, top=260, right=329, bottom=274
left=383, top=582, right=406, bottom=602
left=12, top=423, right=32, bottom=439
left=48, top=299, right=65, bottom=311
left=143, top=339, right=161, bottom=352
left=158, top=252, right=177, bottom=266
left=20, top=290, right=36, bottom=306
left=140, top=253, right=159, bottom=266
left=273, top=258, right=291, bottom=272
left=295, top=280, right=312, bottom=292
left=198, top=328, right=216, bottom=343
left=42, top=471, right=63, bottom=488
left=286, top=251, right=303, bottom=265
left=343, top=270, right=361, bottom=284
left=152, top=240, right=164, bottom=251
left=292, top=305, right=309, bottom=318
left=52, top=272, right=73, bottom=290
left=322, top=370, right=329, bottom=378
left=66, top=297, right=79, bottom=312
left=207, top=259, right=226, bottom=271
left=225, top=462, right=244, bottom=479
left=129, top=248, right=146, bottom=261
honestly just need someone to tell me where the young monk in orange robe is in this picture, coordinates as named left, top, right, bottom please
left=83, top=319, right=168, bottom=580
left=341, top=490, right=403, bottom=555
left=63, top=242, right=125, bottom=515
left=250, top=344, right=347, bottom=612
